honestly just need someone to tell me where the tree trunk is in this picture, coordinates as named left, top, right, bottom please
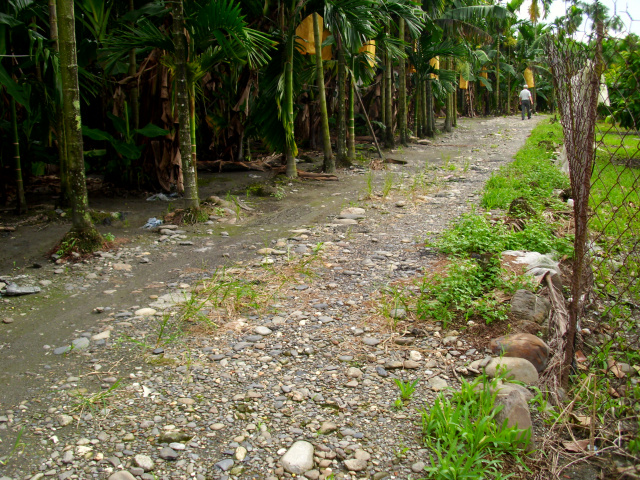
left=453, top=84, right=458, bottom=127
left=56, top=0, right=102, bottom=247
left=49, top=0, right=69, bottom=207
left=494, top=35, right=500, bottom=115
left=128, top=0, right=139, bottom=131
left=426, top=79, right=434, bottom=137
left=173, top=0, right=199, bottom=207
left=313, top=13, right=334, bottom=173
left=284, top=29, right=297, bottom=177
left=283, top=34, right=297, bottom=177
left=11, top=97, right=27, bottom=214
left=347, top=65, right=356, bottom=162
left=444, top=60, right=452, bottom=132
left=336, top=39, right=348, bottom=166
left=384, top=36, right=394, bottom=148
left=415, top=82, right=422, bottom=137
left=506, top=46, right=511, bottom=114
left=381, top=57, right=386, bottom=126
left=397, top=19, right=407, bottom=146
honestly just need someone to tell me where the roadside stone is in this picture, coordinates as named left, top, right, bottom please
left=108, top=472, right=136, bottom=480
left=159, top=447, right=179, bottom=461
left=215, top=459, right=234, bottom=471
left=362, top=337, right=380, bottom=346
left=254, top=326, right=272, bottom=336
left=411, top=461, right=426, bottom=473
left=510, top=290, right=551, bottom=324
left=429, top=377, right=448, bottom=391
left=134, top=454, right=154, bottom=471
left=71, top=337, right=90, bottom=350
left=281, top=440, right=314, bottom=474
left=490, top=333, right=550, bottom=372
left=485, top=357, right=539, bottom=385
left=494, top=390, right=533, bottom=443
left=4, top=284, right=41, bottom=296
left=57, top=415, right=73, bottom=427
left=390, top=308, right=406, bottom=319
left=403, top=360, right=420, bottom=369
left=135, top=308, right=157, bottom=316
left=319, top=422, right=338, bottom=434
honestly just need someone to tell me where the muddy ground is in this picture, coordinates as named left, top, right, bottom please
left=0, top=115, right=598, bottom=480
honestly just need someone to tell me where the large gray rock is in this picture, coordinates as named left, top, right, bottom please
left=281, top=440, right=314, bottom=474
left=485, top=357, right=539, bottom=385
left=108, top=472, right=137, bottom=480
left=510, top=290, right=551, bottom=324
left=494, top=390, right=532, bottom=445
left=133, top=454, right=154, bottom=472
left=4, top=284, right=41, bottom=296
left=490, top=333, right=550, bottom=372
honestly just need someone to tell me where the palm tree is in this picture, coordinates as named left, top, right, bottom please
left=55, top=0, right=103, bottom=250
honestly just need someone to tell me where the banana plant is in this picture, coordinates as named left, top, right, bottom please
left=82, top=103, right=169, bottom=186
left=103, top=0, right=272, bottom=208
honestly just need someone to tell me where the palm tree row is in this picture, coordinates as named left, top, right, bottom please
left=0, top=0, right=585, bottom=246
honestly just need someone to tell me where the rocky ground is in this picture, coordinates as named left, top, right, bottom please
left=0, top=116, right=549, bottom=480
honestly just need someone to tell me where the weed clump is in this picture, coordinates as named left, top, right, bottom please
left=421, top=375, right=531, bottom=479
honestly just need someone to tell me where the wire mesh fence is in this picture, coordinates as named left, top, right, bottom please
left=542, top=6, right=640, bottom=474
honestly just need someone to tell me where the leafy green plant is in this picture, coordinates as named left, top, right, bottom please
left=0, top=426, right=26, bottom=466
left=271, top=185, right=286, bottom=200
left=421, top=375, right=531, bottom=480
left=364, top=169, right=374, bottom=197
left=394, top=378, right=420, bottom=401
left=383, top=172, right=395, bottom=198
left=104, top=232, right=115, bottom=242
left=82, top=102, right=169, bottom=178
left=71, top=379, right=122, bottom=415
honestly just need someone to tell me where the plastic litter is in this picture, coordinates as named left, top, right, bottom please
left=142, top=217, right=163, bottom=229
left=146, top=192, right=179, bottom=202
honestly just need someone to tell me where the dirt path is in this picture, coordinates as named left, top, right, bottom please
left=0, top=115, right=543, bottom=479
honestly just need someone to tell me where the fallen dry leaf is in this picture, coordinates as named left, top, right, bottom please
left=607, top=357, right=626, bottom=378
left=571, top=414, right=592, bottom=427
left=575, top=350, right=588, bottom=362
left=563, top=439, right=591, bottom=453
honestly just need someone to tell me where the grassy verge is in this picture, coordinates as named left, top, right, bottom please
left=413, top=120, right=573, bottom=328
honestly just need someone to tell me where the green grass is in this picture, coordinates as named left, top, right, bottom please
left=421, top=375, right=531, bottom=480
left=482, top=122, right=569, bottom=211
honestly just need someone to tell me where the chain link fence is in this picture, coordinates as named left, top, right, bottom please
left=542, top=5, right=640, bottom=475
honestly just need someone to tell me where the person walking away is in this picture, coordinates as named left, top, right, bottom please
left=519, top=84, right=532, bottom=120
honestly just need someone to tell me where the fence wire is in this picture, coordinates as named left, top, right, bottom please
left=543, top=8, right=640, bottom=476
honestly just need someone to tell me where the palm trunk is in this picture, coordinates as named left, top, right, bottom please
left=347, top=63, right=356, bottom=162
left=381, top=58, right=386, bottom=126
left=56, top=0, right=101, bottom=246
left=313, top=13, right=334, bottom=173
left=11, top=97, right=26, bottom=214
left=384, top=38, right=394, bottom=148
left=453, top=85, right=458, bottom=127
left=444, top=60, right=452, bottom=132
left=426, top=79, right=434, bottom=137
left=173, top=0, right=199, bottom=207
left=494, top=36, right=500, bottom=115
left=415, top=83, right=422, bottom=137
left=128, top=0, right=139, bottom=130
left=189, top=82, right=198, bottom=185
left=336, top=38, right=347, bottom=166
left=397, top=19, right=407, bottom=146
left=49, top=0, right=69, bottom=207
left=506, top=46, right=511, bottom=114
left=284, top=31, right=297, bottom=177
